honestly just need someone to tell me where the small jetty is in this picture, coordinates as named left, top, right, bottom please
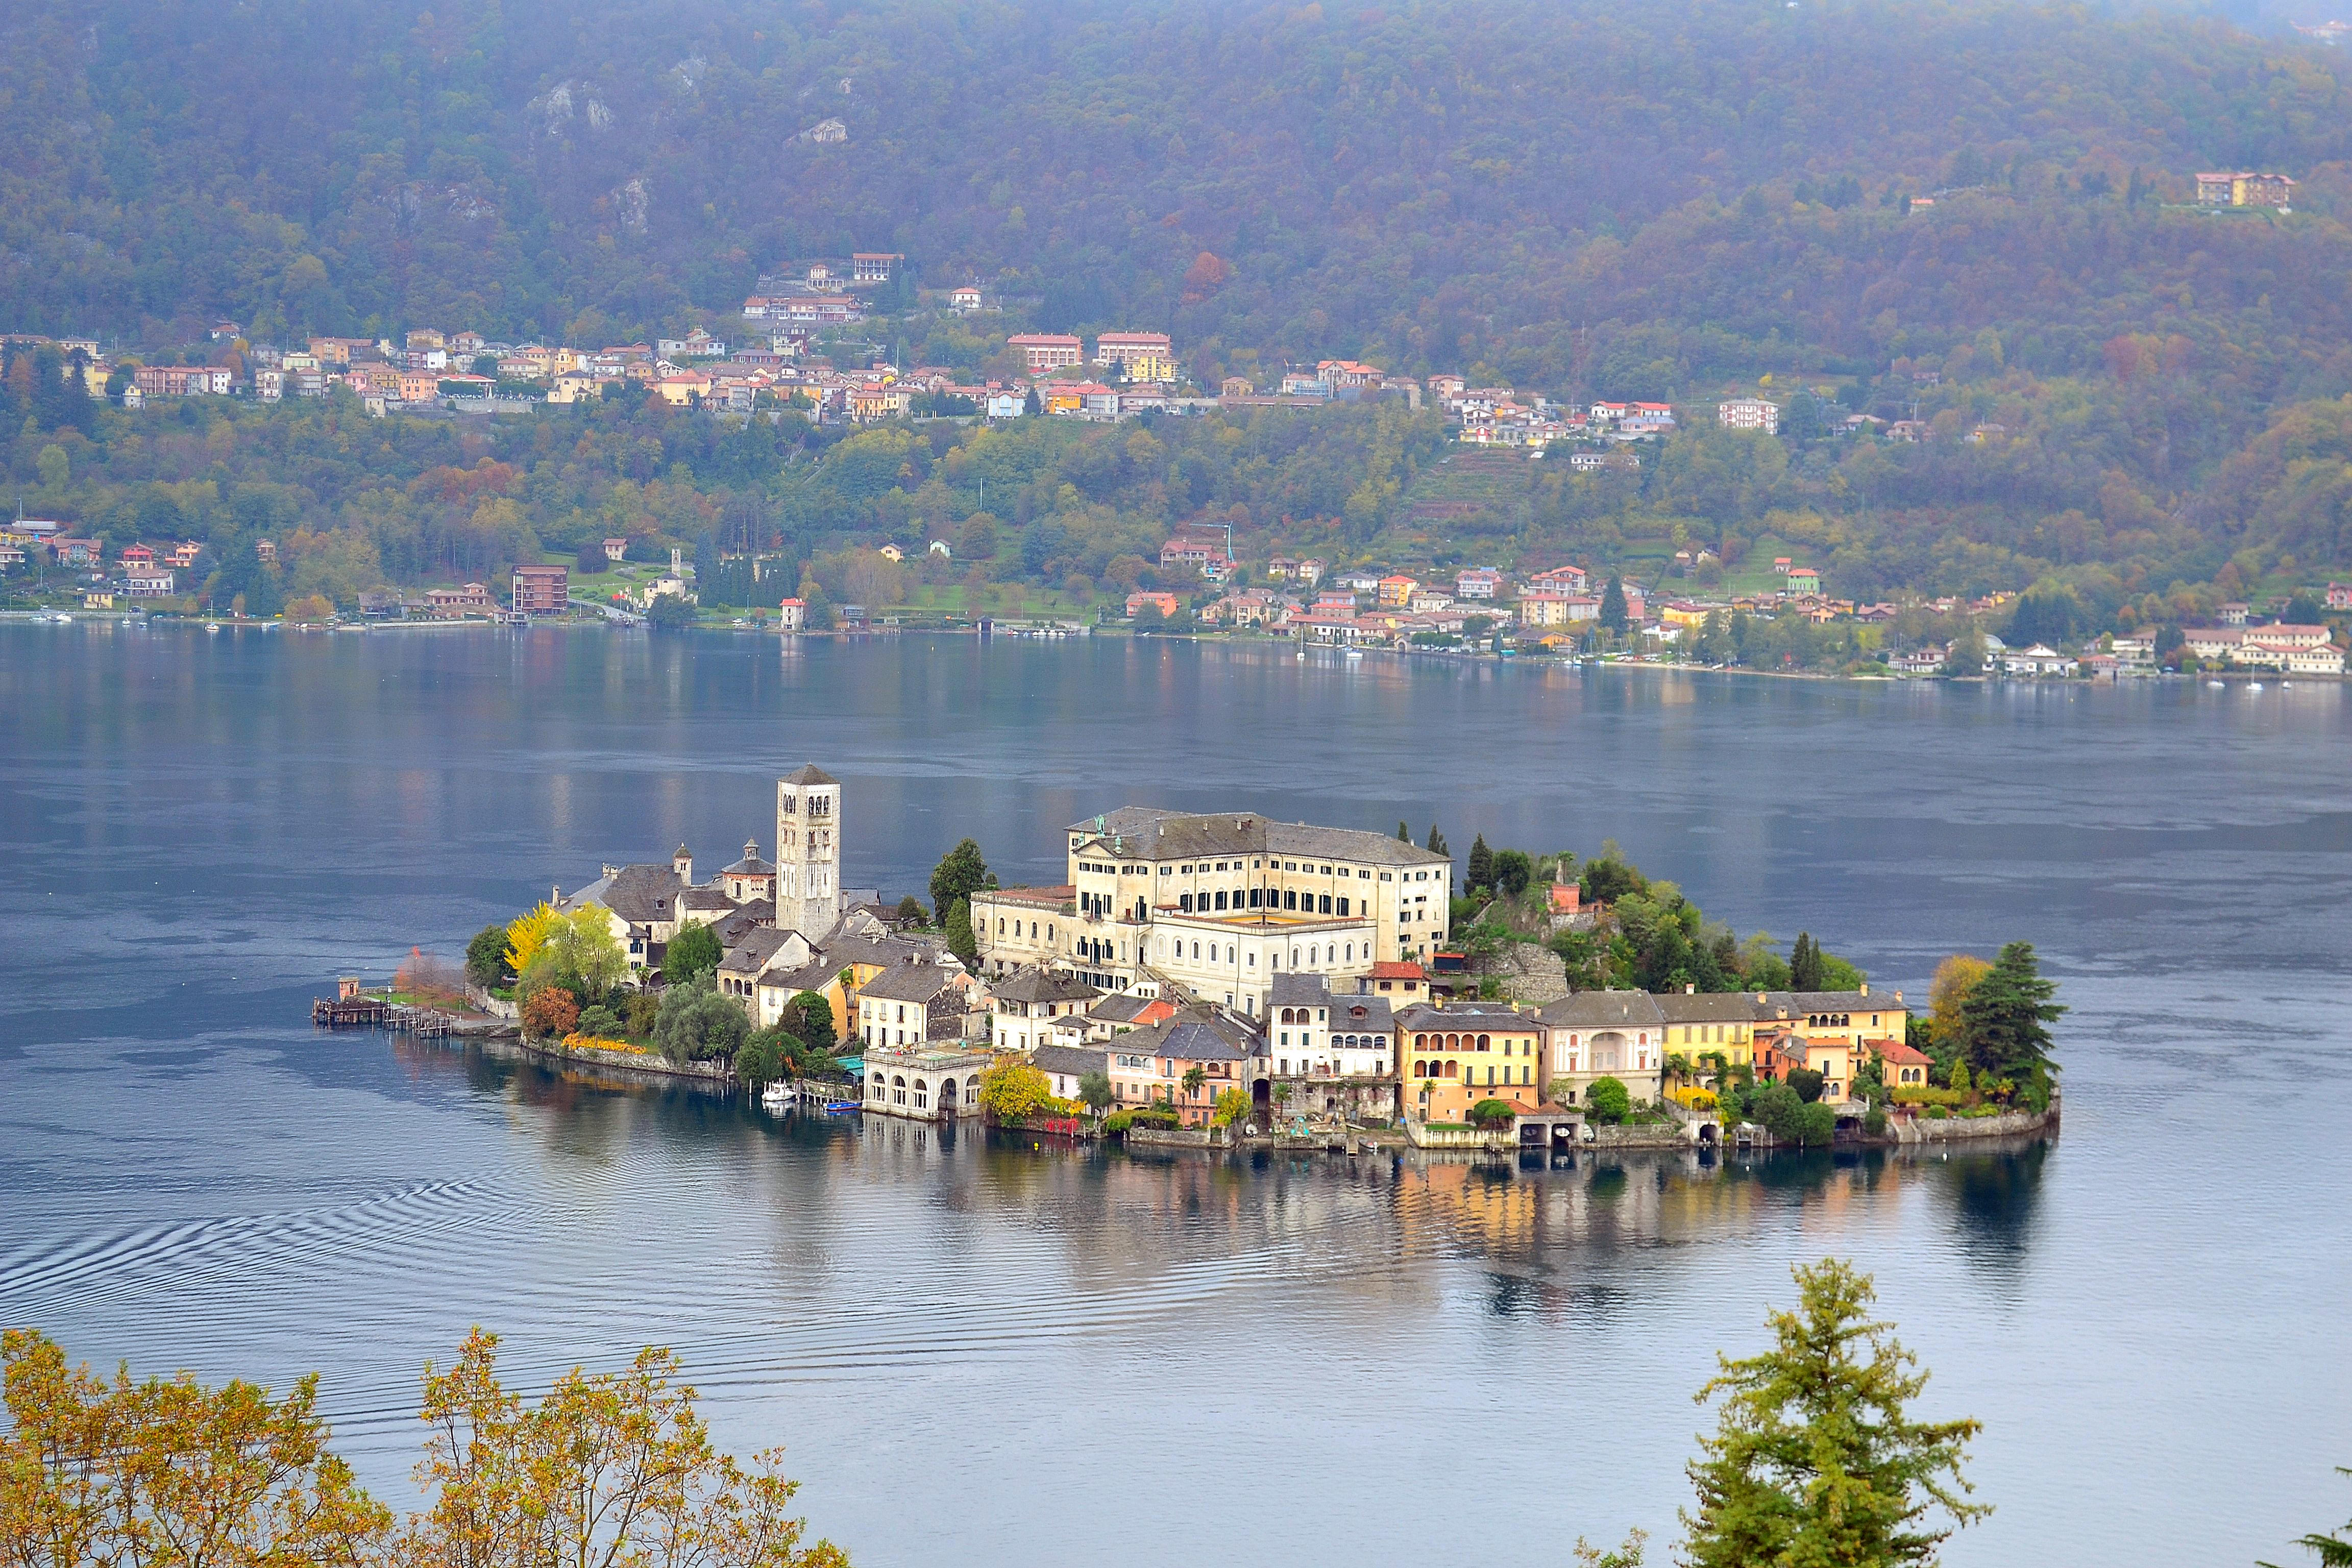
left=311, top=976, right=454, bottom=1037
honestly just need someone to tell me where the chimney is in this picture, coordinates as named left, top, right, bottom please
left=1859, top=982, right=1869, bottom=996
left=1684, top=982, right=1696, bottom=994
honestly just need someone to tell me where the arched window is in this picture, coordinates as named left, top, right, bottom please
left=1444, top=1059, right=1458, bottom=1078
left=1318, top=894, right=1332, bottom=914
left=1213, top=890, right=1226, bottom=911
left=1477, top=1034, right=1490, bottom=1050
left=1284, top=890, right=1297, bottom=910
left=996, top=918, right=1004, bottom=934
left=1192, top=942, right=1201, bottom=959
left=1250, top=888, right=1262, bottom=908
left=1337, top=897, right=1350, bottom=918
left=1181, top=894, right=1193, bottom=913
left=1414, top=1034, right=1428, bottom=1049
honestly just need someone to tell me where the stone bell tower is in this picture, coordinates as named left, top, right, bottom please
left=776, top=763, right=843, bottom=936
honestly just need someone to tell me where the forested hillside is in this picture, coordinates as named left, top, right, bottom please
left=8, top=0, right=2352, bottom=604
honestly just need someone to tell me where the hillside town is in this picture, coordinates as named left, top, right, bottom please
left=4, top=238, right=2346, bottom=677
left=534, top=765, right=1946, bottom=1147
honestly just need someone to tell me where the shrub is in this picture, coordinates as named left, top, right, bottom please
left=522, top=987, right=579, bottom=1041
left=1927, top=1105, right=1950, bottom=1120
left=576, top=1004, right=620, bottom=1038
left=652, top=981, right=748, bottom=1063
left=1586, top=1076, right=1632, bottom=1124
left=623, top=992, right=661, bottom=1037
left=1785, top=1067, right=1826, bottom=1104
left=1863, top=1106, right=1888, bottom=1137
left=1891, top=1086, right=1968, bottom=1108
left=978, top=1060, right=1052, bottom=1125
left=1468, top=1098, right=1518, bottom=1128
left=1795, top=1102, right=1836, bottom=1145
left=1211, top=1087, right=1250, bottom=1126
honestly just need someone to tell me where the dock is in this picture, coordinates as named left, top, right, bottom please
left=311, top=976, right=454, bottom=1037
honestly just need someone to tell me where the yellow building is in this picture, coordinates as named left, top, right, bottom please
left=1654, top=990, right=1762, bottom=1070
left=1398, top=1002, right=1546, bottom=1124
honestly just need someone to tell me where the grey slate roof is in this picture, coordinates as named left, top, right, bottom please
left=1064, top=807, right=1450, bottom=868
left=724, top=843, right=776, bottom=875
left=1032, top=1044, right=1109, bottom=1079
left=992, top=966, right=1102, bottom=1005
left=1088, top=993, right=1164, bottom=1025
left=1537, top=990, right=1666, bottom=1028
left=1327, top=995, right=1393, bottom=1032
left=1113, top=1004, right=1261, bottom=1063
left=782, top=763, right=838, bottom=786
left=1268, top=972, right=1334, bottom=1009
left=719, top=925, right=795, bottom=978
left=859, top=961, right=962, bottom=1004
left=1653, top=990, right=1772, bottom=1025
left=581, top=863, right=685, bottom=924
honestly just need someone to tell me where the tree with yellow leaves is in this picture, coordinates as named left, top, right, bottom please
left=1929, top=953, right=1993, bottom=1048
left=1, top=1327, right=393, bottom=1566
left=1, top=1328, right=848, bottom=1568
left=502, top=902, right=561, bottom=977
left=400, top=1328, right=846, bottom=1568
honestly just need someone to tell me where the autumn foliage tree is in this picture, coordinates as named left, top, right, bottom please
left=1, top=1327, right=393, bottom=1567
left=521, top=986, right=580, bottom=1041
left=400, top=1329, right=846, bottom=1568
left=0, top=1328, right=849, bottom=1568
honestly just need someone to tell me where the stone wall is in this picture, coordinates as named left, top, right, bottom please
left=1587, top=1121, right=1697, bottom=1149
left=1478, top=942, right=1571, bottom=1004
left=1127, top=1125, right=1228, bottom=1149
left=1898, top=1104, right=2060, bottom=1143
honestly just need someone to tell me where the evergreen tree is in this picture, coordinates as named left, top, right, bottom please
left=1683, top=1259, right=1989, bottom=1568
left=1958, top=940, right=2064, bottom=1100
left=1493, top=848, right=1534, bottom=898
left=928, top=837, right=991, bottom=924
left=1425, top=823, right=1447, bottom=857
left=464, top=924, right=511, bottom=988
left=945, top=897, right=979, bottom=972
left=1398, top=821, right=1411, bottom=842
left=1467, top=833, right=1495, bottom=891
left=789, top=990, right=837, bottom=1055
left=1600, top=574, right=1629, bottom=633
left=1790, top=932, right=1823, bottom=991
left=2261, top=1470, right=2352, bottom=1568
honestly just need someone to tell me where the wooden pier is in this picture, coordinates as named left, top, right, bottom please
left=312, top=977, right=452, bottom=1037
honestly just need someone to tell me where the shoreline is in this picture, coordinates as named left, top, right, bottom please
left=350, top=1005, right=2060, bottom=1156
left=23, top=611, right=2331, bottom=684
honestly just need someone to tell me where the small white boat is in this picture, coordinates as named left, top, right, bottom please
left=47, top=612, right=72, bottom=624
left=1344, top=649, right=1364, bottom=660
left=2248, top=681, right=2264, bottom=692
left=760, top=1081, right=798, bottom=1110
left=206, top=623, right=221, bottom=633
left=2206, top=679, right=2224, bottom=689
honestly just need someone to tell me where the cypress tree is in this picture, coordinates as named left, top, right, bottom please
left=945, top=897, right=979, bottom=972
left=1398, top=821, right=1411, bottom=842
left=1425, top=823, right=1447, bottom=857
left=1600, top=574, right=1629, bottom=633
left=1683, top=1260, right=1989, bottom=1568
left=1790, top=933, right=1823, bottom=991
left=1467, top=833, right=1494, bottom=891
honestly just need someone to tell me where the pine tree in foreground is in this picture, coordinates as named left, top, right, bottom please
left=1681, top=1258, right=1988, bottom=1568
left=2263, top=1471, right=2352, bottom=1568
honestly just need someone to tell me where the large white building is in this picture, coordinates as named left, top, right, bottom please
left=972, top=807, right=1452, bottom=1016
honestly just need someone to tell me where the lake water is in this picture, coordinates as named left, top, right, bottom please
left=3, top=621, right=2347, bottom=1567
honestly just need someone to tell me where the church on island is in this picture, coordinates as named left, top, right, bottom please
left=554, top=765, right=1914, bottom=1143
